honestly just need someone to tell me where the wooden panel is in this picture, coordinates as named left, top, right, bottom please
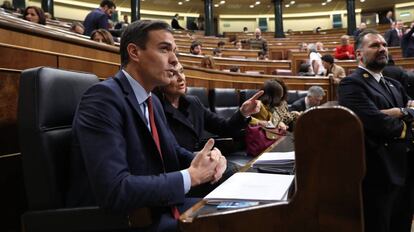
left=0, top=45, right=57, bottom=70
left=58, top=57, right=120, bottom=79
left=0, top=70, right=20, bottom=155
left=0, top=28, right=119, bottom=63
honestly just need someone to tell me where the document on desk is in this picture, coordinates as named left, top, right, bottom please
left=204, top=172, right=294, bottom=202
left=252, top=151, right=295, bottom=167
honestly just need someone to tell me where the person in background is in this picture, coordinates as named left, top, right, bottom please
left=156, top=61, right=261, bottom=153
left=384, top=20, right=404, bottom=47
left=115, top=14, right=129, bottom=29
left=334, top=35, right=355, bottom=60
left=321, top=54, right=346, bottom=84
left=402, top=22, right=414, bottom=58
left=90, top=29, right=114, bottom=45
left=83, top=0, right=116, bottom=36
left=1, top=1, right=14, bottom=11
left=23, top=6, right=46, bottom=25
left=171, top=13, right=185, bottom=30
left=234, top=40, right=243, bottom=50
left=67, top=20, right=226, bottom=231
left=338, top=29, right=413, bottom=232
left=190, top=41, right=202, bottom=55
left=44, top=12, right=52, bottom=20
left=156, top=61, right=262, bottom=196
left=316, top=42, right=325, bottom=51
left=298, top=42, right=308, bottom=52
left=212, top=48, right=222, bottom=57
left=200, top=55, right=216, bottom=69
left=249, top=28, right=268, bottom=54
left=251, top=79, right=300, bottom=131
left=290, top=86, right=325, bottom=112
left=308, top=43, right=325, bottom=76
left=217, top=41, right=225, bottom=49
left=353, top=22, right=367, bottom=37
left=380, top=10, right=394, bottom=25
left=243, top=27, right=248, bottom=33
left=70, top=22, right=85, bottom=35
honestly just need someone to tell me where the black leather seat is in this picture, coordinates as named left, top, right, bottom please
left=18, top=67, right=149, bottom=232
left=239, top=89, right=258, bottom=105
left=186, top=86, right=209, bottom=108
left=209, top=88, right=240, bottom=118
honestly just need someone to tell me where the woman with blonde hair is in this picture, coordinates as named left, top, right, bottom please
left=200, top=55, right=216, bottom=69
left=90, top=29, right=115, bottom=45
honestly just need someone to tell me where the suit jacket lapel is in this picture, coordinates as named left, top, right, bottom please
left=113, top=71, right=148, bottom=126
left=360, top=69, right=395, bottom=106
left=384, top=76, right=403, bottom=106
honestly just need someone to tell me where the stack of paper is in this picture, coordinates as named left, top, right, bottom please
left=204, top=172, right=294, bottom=202
left=252, top=151, right=295, bottom=168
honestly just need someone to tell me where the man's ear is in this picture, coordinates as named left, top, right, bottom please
left=127, top=43, right=141, bottom=63
left=355, top=49, right=362, bottom=61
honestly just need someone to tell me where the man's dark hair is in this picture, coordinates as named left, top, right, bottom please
left=190, top=41, right=202, bottom=51
left=120, top=20, right=172, bottom=67
left=321, top=54, right=334, bottom=64
left=100, top=0, right=115, bottom=9
left=354, top=29, right=380, bottom=52
left=217, top=41, right=225, bottom=47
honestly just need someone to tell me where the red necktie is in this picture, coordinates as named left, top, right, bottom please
left=146, top=96, right=180, bottom=220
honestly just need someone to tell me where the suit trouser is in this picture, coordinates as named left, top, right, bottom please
left=362, top=168, right=413, bottom=232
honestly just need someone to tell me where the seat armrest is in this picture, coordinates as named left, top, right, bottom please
left=22, top=206, right=152, bottom=232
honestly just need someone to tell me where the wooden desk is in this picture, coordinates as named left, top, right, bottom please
left=179, top=107, right=365, bottom=232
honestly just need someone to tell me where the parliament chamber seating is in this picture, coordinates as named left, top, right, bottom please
left=18, top=67, right=151, bottom=232
left=209, top=88, right=240, bottom=118
left=186, top=86, right=209, bottom=108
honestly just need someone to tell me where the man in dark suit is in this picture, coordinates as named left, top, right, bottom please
left=338, top=29, right=413, bottom=232
left=380, top=11, right=395, bottom=25
left=171, top=13, right=185, bottom=30
left=66, top=20, right=227, bottom=231
left=384, top=20, right=404, bottom=47
left=401, top=22, right=414, bottom=58
left=83, top=0, right=116, bottom=36
left=290, top=86, right=325, bottom=112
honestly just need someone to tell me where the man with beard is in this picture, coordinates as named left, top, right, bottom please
left=248, top=28, right=268, bottom=55
left=338, top=29, right=413, bottom=232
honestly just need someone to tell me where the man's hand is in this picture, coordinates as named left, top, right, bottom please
left=240, top=90, right=264, bottom=117
left=188, top=139, right=221, bottom=186
left=380, top=108, right=402, bottom=118
left=211, top=151, right=226, bottom=184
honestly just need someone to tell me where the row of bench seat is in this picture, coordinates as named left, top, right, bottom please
left=186, top=87, right=308, bottom=118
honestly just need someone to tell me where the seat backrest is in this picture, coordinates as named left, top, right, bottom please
left=209, top=88, right=239, bottom=118
left=239, top=89, right=258, bottom=106
left=186, top=86, right=209, bottom=108
left=18, top=67, right=99, bottom=210
left=287, top=90, right=308, bottom=105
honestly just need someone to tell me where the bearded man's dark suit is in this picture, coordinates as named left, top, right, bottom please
left=66, top=71, right=196, bottom=231
left=338, top=67, right=413, bottom=232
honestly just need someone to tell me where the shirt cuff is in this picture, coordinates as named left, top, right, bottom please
left=399, top=121, right=407, bottom=139
left=180, top=169, right=191, bottom=194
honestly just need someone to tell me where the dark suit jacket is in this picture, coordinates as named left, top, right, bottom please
left=338, top=68, right=411, bottom=186
left=383, top=64, right=414, bottom=99
left=384, top=29, right=401, bottom=47
left=171, top=18, right=184, bottom=30
left=160, top=95, right=248, bottom=152
left=83, top=8, right=109, bottom=36
left=290, top=97, right=306, bottom=112
left=66, top=71, right=194, bottom=215
left=401, top=26, right=414, bottom=58
left=380, top=17, right=394, bottom=25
